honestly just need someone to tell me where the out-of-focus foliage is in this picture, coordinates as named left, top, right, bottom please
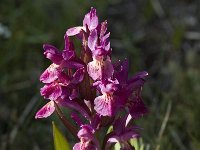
left=0, top=0, right=199, bottom=150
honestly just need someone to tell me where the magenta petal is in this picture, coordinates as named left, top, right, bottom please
left=77, top=125, right=94, bottom=140
left=104, top=42, right=110, bottom=51
left=94, top=94, right=114, bottom=116
left=127, top=71, right=148, bottom=92
left=108, top=137, right=119, bottom=143
left=62, top=50, right=75, bottom=60
left=69, top=89, right=79, bottom=100
left=71, top=67, right=85, bottom=84
left=100, top=32, right=110, bottom=51
left=61, top=60, right=84, bottom=69
left=128, top=71, right=148, bottom=85
left=99, top=79, right=119, bottom=94
left=101, top=32, right=110, bottom=42
left=89, top=8, right=98, bottom=30
left=73, top=142, right=97, bottom=150
left=43, top=44, right=63, bottom=64
left=87, top=60, right=102, bottom=81
left=100, top=21, right=108, bottom=38
left=103, top=58, right=114, bottom=79
left=40, top=83, right=62, bottom=101
left=88, top=29, right=98, bottom=51
left=40, top=64, right=60, bottom=83
left=128, top=97, right=148, bottom=119
left=114, top=59, right=129, bottom=84
left=83, top=7, right=98, bottom=31
left=66, top=26, right=83, bottom=36
left=35, top=101, right=55, bottom=119
left=64, top=35, right=75, bottom=51
left=83, top=12, right=90, bottom=27
left=58, top=72, right=70, bottom=85
left=73, top=143, right=81, bottom=150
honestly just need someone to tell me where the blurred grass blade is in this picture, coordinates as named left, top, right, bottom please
left=52, top=121, right=70, bottom=150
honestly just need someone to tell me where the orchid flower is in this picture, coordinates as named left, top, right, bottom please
left=35, top=7, right=149, bottom=150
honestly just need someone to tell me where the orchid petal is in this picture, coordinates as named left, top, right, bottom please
left=58, top=72, right=70, bottom=85
left=35, top=101, right=55, bottom=119
left=100, top=20, right=108, bottom=39
left=128, top=97, right=148, bottom=119
left=87, top=59, right=103, bottom=81
left=88, top=29, right=98, bottom=51
left=114, top=59, right=129, bottom=84
left=62, top=50, right=75, bottom=60
left=94, top=94, right=114, bottom=116
left=128, top=71, right=148, bottom=85
left=40, top=64, right=60, bottom=84
left=71, top=67, right=85, bottom=84
left=83, top=7, right=98, bottom=31
left=40, top=83, right=62, bottom=101
left=108, top=137, right=119, bottom=143
left=61, top=59, right=85, bottom=69
left=43, top=44, right=63, bottom=64
left=73, top=142, right=98, bottom=150
left=77, top=125, right=94, bottom=140
left=103, top=58, right=114, bottom=79
left=73, top=143, right=81, bottom=150
left=64, top=35, right=74, bottom=51
left=66, top=26, right=83, bottom=36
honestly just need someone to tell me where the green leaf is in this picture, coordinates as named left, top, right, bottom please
left=106, top=125, right=113, bottom=134
left=114, top=142, right=121, bottom=150
left=130, top=138, right=144, bottom=150
left=130, top=138, right=139, bottom=150
left=52, top=121, right=70, bottom=150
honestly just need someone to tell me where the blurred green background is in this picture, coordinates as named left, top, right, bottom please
left=0, top=0, right=200, bottom=149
